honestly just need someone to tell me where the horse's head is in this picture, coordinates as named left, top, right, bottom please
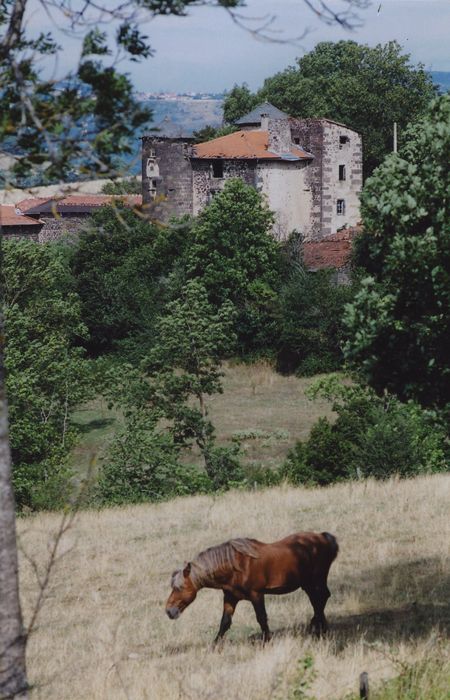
left=166, top=562, right=197, bottom=619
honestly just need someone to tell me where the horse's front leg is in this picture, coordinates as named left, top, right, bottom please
left=250, top=592, right=271, bottom=642
left=305, top=584, right=330, bottom=637
left=214, top=591, right=238, bottom=644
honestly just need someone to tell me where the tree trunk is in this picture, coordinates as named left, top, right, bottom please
left=0, top=307, right=28, bottom=698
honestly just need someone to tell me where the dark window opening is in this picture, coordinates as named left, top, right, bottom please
left=293, top=137, right=300, bottom=145
left=212, top=161, right=224, bottom=178
left=337, top=199, right=346, bottom=215
left=339, top=135, right=350, bottom=147
left=339, top=164, right=346, bottom=181
left=149, top=179, right=157, bottom=199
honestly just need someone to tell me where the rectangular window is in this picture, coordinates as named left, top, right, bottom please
left=337, top=199, right=346, bottom=215
left=339, top=164, right=346, bottom=181
left=212, top=161, right=224, bottom=178
left=339, top=135, right=349, bottom=148
left=293, top=137, right=300, bottom=145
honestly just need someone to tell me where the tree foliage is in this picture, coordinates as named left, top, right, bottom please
left=71, top=206, right=192, bottom=356
left=2, top=240, right=92, bottom=508
left=344, top=95, right=450, bottom=410
left=224, top=41, right=436, bottom=176
left=276, top=263, right=353, bottom=376
left=186, top=179, right=281, bottom=354
left=282, top=376, right=448, bottom=487
left=223, top=83, right=259, bottom=124
left=0, top=0, right=245, bottom=185
left=144, top=280, right=236, bottom=460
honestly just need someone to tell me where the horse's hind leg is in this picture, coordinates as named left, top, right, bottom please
left=214, top=591, right=238, bottom=644
left=306, top=584, right=330, bottom=636
left=250, top=593, right=271, bottom=642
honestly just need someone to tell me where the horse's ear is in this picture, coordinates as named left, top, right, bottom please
left=183, top=562, right=191, bottom=577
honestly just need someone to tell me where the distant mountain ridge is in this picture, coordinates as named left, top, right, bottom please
left=143, top=71, right=449, bottom=137
left=431, top=71, right=450, bottom=92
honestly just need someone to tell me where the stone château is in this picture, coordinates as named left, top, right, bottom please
left=141, top=102, right=362, bottom=240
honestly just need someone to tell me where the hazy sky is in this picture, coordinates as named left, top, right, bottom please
left=30, top=0, right=450, bottom=92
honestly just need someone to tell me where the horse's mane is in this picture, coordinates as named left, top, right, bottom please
left=189, top=538, right=260, bottom=588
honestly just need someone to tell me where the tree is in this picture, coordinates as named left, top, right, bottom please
left=344, top=95, right=450, bottom=411
left=223, top=83, right=259, bottom=125
left=224, top=41, right=436, bottom=177
left=144, top=280, right=236, bottom=465
left=0, top=313, right=28, bottom=699
left=186, top=179, right=281, bottom=354
left=276, top=264, right=353, bottom=375
left=71, top=206, right=192, bottom=356
left=2, top=240, right=91, bottom=509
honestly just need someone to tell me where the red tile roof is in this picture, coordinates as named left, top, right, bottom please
left=16, top=194, right=142, bottom=216
left=193, top=130, right=312, bottom=160
left=303, top=227, right=362, bottom=271
left=0, top=205, right=42, bottom=227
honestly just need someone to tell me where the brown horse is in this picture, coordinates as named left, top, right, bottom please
left=166, top=531, right=338, bottom=642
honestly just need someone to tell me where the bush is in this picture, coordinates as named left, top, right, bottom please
left=204, top=444, right=244, bottom=490
left=282, top=377, right=448, bottom=487
left=97, top=415, right=214, bottom=505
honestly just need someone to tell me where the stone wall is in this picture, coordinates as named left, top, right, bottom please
left=289, top=119, right=324, bottom=239
left=142, top=137, right=194, bottom=221
left=256, top=161, right=312, bottom=240
left=321, top=121, right=362, bottom=236
left=2, top=225, right=41, bottom=241
left=37, top=214, right=91, bottom=243
left=192, top=159, right=257, bottom=214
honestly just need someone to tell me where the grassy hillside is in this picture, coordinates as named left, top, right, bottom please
left=71, top=363, right=336, bottom=473
left=19, top=474, right=450, bottom=699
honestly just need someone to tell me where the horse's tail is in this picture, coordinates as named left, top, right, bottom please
left=322, top=532, right=339, bottom=561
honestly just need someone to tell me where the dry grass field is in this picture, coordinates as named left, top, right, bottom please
left=19, top=474, right=450, bottom=699
left=71, top=363, right=335, bottom=473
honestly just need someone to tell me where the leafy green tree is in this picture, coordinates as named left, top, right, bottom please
left=2, top=240, right=91, bottom=508
left=277, top=265, right=354, bottom=375
left=186, top=178, right=281, bottom=354
left=344, top=95, right=450, bottom=411
left=71, top=206, right=193, bottom=356
left=97, top=364, right=210, bottom=505
left=192, top=124, right=237, bottom=143
left=0, top=0, right=248, bottom=185
left=144, top=280, right=241, bottom=485
left=224, top=41, right=436, bottom=177
left=223, top=83, right=259, bottom=124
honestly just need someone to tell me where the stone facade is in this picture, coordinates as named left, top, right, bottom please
left=142, top=137, right=194, bottom=221
left=37, top=213, right=92, bottom=243
left=142, top=109, right=362, bottom=241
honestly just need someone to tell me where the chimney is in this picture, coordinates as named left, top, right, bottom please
left=267, top=118, right=292, bottom=154
left=260, top=113, right=269, bottom=131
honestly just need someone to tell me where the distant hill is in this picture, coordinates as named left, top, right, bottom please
left=431, top=71, right=450, bottom=93
left=142, top=97, right=224, bottom=137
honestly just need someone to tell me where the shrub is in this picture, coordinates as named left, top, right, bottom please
left=97, top=414, right=214, bottom=505
left=204, top=444, right=244, bottom=490
left=282, top=377, right=448, bottom=487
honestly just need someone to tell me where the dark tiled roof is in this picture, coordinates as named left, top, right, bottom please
left=303, top=227, right=362, bottom=270
left=193, top=130, right=312, bottom=161
left=235, top=102, right=289, bottom=125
